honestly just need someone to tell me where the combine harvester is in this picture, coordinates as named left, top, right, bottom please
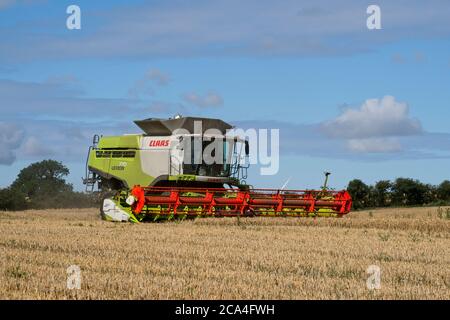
left=83, top=116, right=352, bottom=222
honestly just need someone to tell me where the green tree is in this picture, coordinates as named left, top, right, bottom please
left=391, top=178, right=428, bottom=206
left=366, top=185, right=377, bottom=208
left=0, top=188, right=27, bottom=211
left=373, top=180, right=392, bottom=207
left=437, top=180, right=450, bottom=202
left=10, top=160, right=73, bottom=209
left=423, top=183, right=438, bottom=204
left=11, top=160, right=72, bottom=197
left=347, top=179, right=371, bottom=209
left=1, top=160, right=98, bottom=210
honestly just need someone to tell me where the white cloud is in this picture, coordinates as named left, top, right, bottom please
left=347, top=138, right=402, bottom=153
left=321, top=96, right=422, bottom=154
left=11, top=119, right=134, bottom=164
left=0, top=79, right=136, bottom=119
left=21, top=136, right=54, bottom=157
left=0, top=122, right=24, bottom=165
left=322, top=96, right=422, bottom=139
left=235, top=119, right=450, bottom=160
left=5, top=1, right=450, bottom=61
left=182, top=91, right=223, bottom=108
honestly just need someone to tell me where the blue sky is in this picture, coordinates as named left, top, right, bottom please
left=0, top=0, right=449, bottom=191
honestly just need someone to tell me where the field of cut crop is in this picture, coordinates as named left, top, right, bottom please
left=0, top=207, right=449, bottom=299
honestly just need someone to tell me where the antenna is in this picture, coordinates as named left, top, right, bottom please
left=322, top=172, right=331, bottom=190
left=280, top=177, right=291, bottom=191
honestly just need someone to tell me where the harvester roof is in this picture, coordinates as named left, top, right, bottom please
left=134, top=116, right=233, bottom=136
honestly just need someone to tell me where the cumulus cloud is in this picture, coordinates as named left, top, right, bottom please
left=10, top=119, right=136, bottom=164
left=0, top=75, right=160, bottom=164
left=321, top=96, right=422, bottom=154
left=235, top=95, right=447, bottom=159
left=322, top=96, right=422, bottom=139
left=321, top=96, right=423, bottom=153
left=234, top=119, right=450, bottom=161
left=182, top=91, right=223, bottom=108
left=0, top=122, right=24, bottom=165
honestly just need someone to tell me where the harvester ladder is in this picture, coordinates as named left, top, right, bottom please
left=83, top=134, right=101, bottom=192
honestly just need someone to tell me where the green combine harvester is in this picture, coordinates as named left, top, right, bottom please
left=83, top=116, right=352, bottom=222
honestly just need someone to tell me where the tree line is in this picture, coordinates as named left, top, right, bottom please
left=1, top=159, right=449, bottom=211
left=347, top=178, right=450, bottom=210
left=0, top=160, right=98, bottom=211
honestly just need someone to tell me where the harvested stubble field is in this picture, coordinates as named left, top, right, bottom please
left=0, top=207, right=449, bottom=300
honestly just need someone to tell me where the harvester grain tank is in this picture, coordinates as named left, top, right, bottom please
left=83, top=116, right=352, bottom=222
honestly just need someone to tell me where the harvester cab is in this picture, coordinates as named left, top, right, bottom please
left=84, top=116, right=249, bottom=193
left=83, top=116, right=351, bottom=222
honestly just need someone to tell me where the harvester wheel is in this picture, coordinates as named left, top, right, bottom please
left=99, top=197, right=108, bottom=220
left=244, top=208, right=255, bottom=217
